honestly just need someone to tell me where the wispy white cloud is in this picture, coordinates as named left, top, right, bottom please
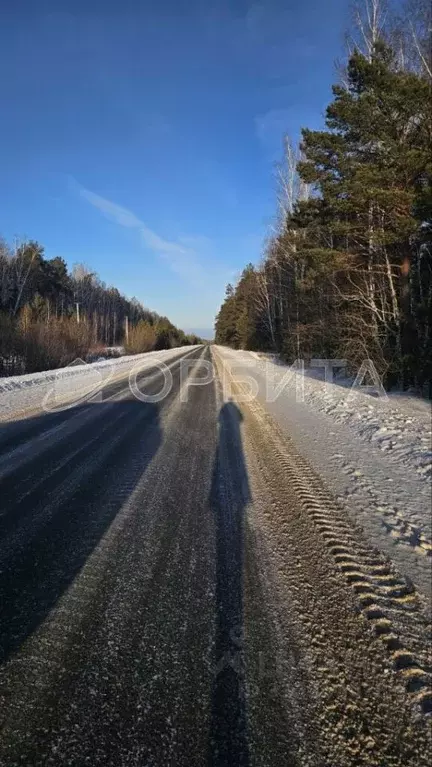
left=73, top=181, right=261, bottom=328
left=79, top=187, right=143, bottom=229
left=77, top=183, right=205, bottom=286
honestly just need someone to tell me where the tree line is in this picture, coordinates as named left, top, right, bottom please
left=215, top=0, right=431, bottom=394
left=0, top=239, right=201, bottom=375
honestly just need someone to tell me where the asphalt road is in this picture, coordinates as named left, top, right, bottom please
left=0, top=345, right=430, bottom=766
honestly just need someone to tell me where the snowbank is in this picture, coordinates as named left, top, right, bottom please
left=218, top=347, right=431, bottom=482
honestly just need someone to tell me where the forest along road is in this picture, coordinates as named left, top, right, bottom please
left=0, top=344, right=430, bottom=767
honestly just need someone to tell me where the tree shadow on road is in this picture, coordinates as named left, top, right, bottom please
left=208, top=399, right=251, bottom=767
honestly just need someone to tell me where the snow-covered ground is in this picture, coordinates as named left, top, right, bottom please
left=216, top=346, right=432, bottom=603
left=0, top=346, right=200, bottom=421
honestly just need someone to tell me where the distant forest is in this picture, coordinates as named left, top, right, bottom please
left=0, top=240, right=201, bottom=375
left=215, top=0, right=431, bottom=393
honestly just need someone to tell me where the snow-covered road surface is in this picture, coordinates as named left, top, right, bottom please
left=0, top=345, right=430, bottom=766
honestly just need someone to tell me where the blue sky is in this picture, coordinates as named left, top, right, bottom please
left=0, top=0, right=348, bottom=336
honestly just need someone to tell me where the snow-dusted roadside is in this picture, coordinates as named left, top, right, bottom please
left=0, top=346, right=201, bottom=421
left=215, top=346, right=432, bottom=602
left=219, top=347, right=431, bottom=482
left=264, top=352, right=431, bottom=482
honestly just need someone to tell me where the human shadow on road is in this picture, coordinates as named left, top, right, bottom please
left=208, top=399, right=251, bottom=767
left=0, top=397, right=162, bottom=666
